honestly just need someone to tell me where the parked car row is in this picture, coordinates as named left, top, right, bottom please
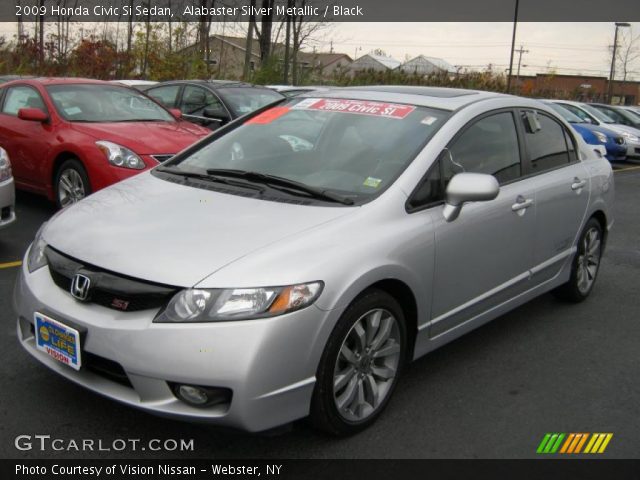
left=548, top=99, right=640, bottom=159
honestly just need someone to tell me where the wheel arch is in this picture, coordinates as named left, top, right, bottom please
left=355, top=278, right=419, bottom=363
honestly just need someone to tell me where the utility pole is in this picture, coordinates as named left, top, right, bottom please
left=607, top=22, right=630, bottom=104
left=515, top=45, right=529, bottom=92
left=506, top=0, right=520, bottom=93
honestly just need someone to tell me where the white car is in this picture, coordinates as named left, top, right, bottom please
left=0, top=147, right=16, bottom=229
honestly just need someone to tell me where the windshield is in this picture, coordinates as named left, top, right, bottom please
left=546, top=102, right=584, bottom=123
left=580, top=103, right=616, bottom=124
left=165, top=97, right=450, bottom=202
left=47, top=84, right=174, bottom=122
left=216, top=87, right=284, bottom=116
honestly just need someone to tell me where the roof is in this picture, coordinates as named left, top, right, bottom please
left=1, top=77, right=111, bottom=86
left=401, top=55, right=454, bottom=72
left=352, top=54, right=402, bottom=70
left=299, top=86, right=506, bottom=111
left=297, top=52, right=353, bottom=68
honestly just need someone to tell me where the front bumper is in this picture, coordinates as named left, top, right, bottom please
left=0, top=178, right=16, bottom=229
left=605, top=143, right=627, bottom=162
left=626, top=141, right=640, bottom=158
left=13, top=262, right=338, bottom=432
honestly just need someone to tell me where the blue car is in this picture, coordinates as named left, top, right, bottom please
left=544, top=101, right=627, bottom=162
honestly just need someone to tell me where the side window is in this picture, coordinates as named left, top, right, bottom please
left=443, top=111, right=522, bottom=184
left=180, top=86, right=223, bottom=116
left=407, top=163, right=443, bottom=210
left=2, top=86, right=46, bottom=115
left=521, top=111, right=570, bottom=173
left=146, top=85, right=180, bottom=108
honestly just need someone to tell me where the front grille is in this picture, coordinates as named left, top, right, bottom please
left=151, top=154, right=174, bottom=163
left=615, top=137, right=625, bottom=145
left=1, top=206, right=10, bottom=220
left=45, top=247, right=178, bottom=312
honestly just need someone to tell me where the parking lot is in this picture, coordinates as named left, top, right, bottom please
left=1, top=164, right=639, bottom=459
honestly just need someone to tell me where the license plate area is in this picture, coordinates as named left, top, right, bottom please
left=34, top=312, right=81, bottom=370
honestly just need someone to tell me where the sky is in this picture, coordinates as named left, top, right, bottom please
left=1, top=21, right=638, bottom=80
left=322, top=22, right=640, bottom=79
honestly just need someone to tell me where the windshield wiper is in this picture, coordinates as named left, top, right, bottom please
left=155, top=167, right=265, bottom=193
left=205, top=168, right=355, bottom=205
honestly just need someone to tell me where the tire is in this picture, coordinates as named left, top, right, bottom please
left=552, top=217, right=603, bottom=303
left=310, top=289, right=407, bottom=436
left=54, top=159, right=91, bottom=209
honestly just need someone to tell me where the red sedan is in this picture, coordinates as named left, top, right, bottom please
left=0, top=78, right=210, bottom=207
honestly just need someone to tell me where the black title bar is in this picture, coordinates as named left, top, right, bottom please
left=4, top=0, right=640, bottom=22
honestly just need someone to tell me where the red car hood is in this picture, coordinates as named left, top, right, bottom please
left=70, top=121, right=209, bottom=155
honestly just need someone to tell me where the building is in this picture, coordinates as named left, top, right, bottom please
left=296, top=52, right=353, bottom=77
left=182, top=35, right=351, bottom=81
left=399, top=55, right=454, bottom=75
left=517, top=73, right=639, bottom=105
left=348, top=54, right=402, bottom=74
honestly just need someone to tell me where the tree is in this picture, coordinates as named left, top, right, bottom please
left=616, top=29, right=640, bottom=82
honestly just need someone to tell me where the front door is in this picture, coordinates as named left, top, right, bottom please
left=428, top=110, right=537, bottom=337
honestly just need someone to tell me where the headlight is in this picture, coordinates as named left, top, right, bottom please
left=154, top=282, right=324, bottom=323
left=0, top=147, right=12, bottom=182
left=96, top=141, right=145, bottom=170
left=621, top=131, right=640, bottom=143
left=593, top=131, right=608, bottom=143
left=27, top=223, right=48, bottom=273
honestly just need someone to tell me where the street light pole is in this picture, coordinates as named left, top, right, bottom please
left=607, top=22, right=630, bottom=104
left=506, top=0, right=520, bottom=94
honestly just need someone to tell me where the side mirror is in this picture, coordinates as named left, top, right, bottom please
left=18, top=108, right=48, bottom=122
left=169, top=108, right=182, bottom=120
left=203, top=107, right=230, bottom=122
left=443, top=173, right=500, bottom=222
left=593, top=145, right=607, bottom=158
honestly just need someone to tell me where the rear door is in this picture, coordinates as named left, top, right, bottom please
left=518, top=109, right=590, bottom=283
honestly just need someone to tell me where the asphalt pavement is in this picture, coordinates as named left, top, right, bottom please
left=1, top=166, right=639, bottom=459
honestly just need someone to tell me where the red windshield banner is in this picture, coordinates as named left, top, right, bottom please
left=294, top=98, right=416, bottom=119
left=245, top=106, right=291, bottom=125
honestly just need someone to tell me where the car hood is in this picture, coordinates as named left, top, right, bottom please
left=603, top=123, right=640, bottom=140
left=70, top=121, right=209, bottom=154
left=43, top=173, right=355, bottom=287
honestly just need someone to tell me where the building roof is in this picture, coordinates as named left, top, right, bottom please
left=401, top=55, right=454, bottom=73
left=297, top=52, right=352, bottom=68
left=352, top=54, right=402, bottom=70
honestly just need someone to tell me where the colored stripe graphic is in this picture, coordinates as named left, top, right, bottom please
left=537, top=433, right=565, bottom=454
left=538, top=433, right=612, bottom=454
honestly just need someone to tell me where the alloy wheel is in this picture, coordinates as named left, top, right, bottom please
left=333, top=308, right=401, bottom=422
left=58, top=169, right=86, bottom=208
left=576, top=227, right=601, bottom=295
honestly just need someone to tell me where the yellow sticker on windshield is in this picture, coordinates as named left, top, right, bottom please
left=363, top=177, right=382, bottom=188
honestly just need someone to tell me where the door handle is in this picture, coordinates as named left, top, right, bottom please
left=571, top=178, right=587, bottom=191
left=511, top=196, right=534, bottom=212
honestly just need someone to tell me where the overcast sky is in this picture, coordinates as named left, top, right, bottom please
left=1, top=21, right=638, bottom=80
left=323, top=22, right=640, bottom=79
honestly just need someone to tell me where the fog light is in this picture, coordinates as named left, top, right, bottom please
left=178, top=385, right=208, bottom=405
left=170, top=383, right=232, bottom=408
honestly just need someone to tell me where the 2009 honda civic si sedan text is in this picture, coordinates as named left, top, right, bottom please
left=14, top=87, right=614, bottom=435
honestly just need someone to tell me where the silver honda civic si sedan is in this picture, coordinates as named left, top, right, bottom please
left=14, top=87, right=613, bottom=435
